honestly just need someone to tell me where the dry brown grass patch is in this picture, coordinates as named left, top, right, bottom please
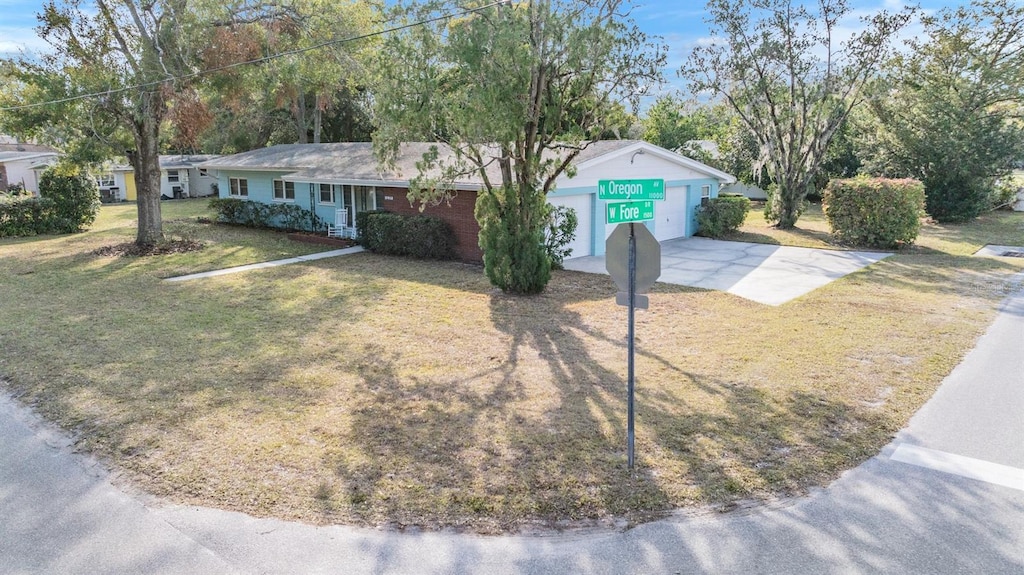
left=1, top=201, right=1022, bottom=533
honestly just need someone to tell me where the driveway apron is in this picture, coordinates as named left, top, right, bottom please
left=562, top=237, right=891, bottom=305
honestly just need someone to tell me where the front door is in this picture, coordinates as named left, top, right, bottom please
left=345, top=185, right=377, bottom=227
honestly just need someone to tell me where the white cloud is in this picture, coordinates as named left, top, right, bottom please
left=0, top=25, right=49, bottom=57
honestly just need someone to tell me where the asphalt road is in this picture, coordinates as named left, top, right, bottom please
left=2, top=277, right=1022, bottom=574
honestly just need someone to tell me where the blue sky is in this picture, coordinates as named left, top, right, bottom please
left=1, top=0, right=964, bottom=101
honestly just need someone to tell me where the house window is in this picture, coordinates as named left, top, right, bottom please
left=700, top=184, right=711, bottom=206
left=229, top=177, right=248, bottom=197
left=95, top=173, right=115, bottom=188
left=273, top=179, right=295, bottom=201
left=167, top=170, right=180, bottom=183
left=319, top=183, right=334, bottom=204
left=198, top=168, right=209, bottom=177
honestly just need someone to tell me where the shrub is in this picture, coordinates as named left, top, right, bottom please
left=923, top=173, right=989, bottom=223
left=544, top=204, right=579, bottom=270
left=355, top=209, right=390, bottom=242
left=0, top=196, right=54, bottom=237
left=696, top=195, right=751, bottom=238
left=38, top=163, right=101, bottom=233
left=208, top=198, right=323, bottom=232
left=476, top=185, right=551, bottom=294
left=823, top=177, right=925, bottom=248
left=361, top=211, right=457, bottom=260
left=991, top=179, right=1019, bottom=210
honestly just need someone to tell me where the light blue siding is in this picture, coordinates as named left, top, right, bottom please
left=216, top=170, right=343, bottom=231
left=552, top=178, right=722, bottom=257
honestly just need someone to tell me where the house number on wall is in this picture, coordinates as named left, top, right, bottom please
left=384, top=195, right=394, bottom=200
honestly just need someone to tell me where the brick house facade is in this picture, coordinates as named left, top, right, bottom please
left=376, top=186, right=482, bottom=262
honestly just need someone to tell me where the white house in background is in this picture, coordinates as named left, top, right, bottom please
left=95, top=154, right=221, bottom=202
left=0, top=150, right=59, bottom=194
left=679, top=139, right=768, bottom=200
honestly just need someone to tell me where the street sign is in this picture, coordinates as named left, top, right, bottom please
left=606, top=201, right=655, bottom=224
left=598, top=179, right=665, bottom=201
left=605, top=223, right=661, bottom=294
left=605, top=222, right=662, bottom=470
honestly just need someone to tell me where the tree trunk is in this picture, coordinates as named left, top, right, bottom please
left=313, top=94, right=323, bottom=144
left=296, top=95, right=308, bottom=143
left=133, top=94, right=165, bottom=246
left=773, top=177, right=805, bottom=229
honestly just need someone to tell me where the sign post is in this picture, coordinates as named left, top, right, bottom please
left=626, top=223, right=637, bottom=469
left=603, top=178, right=663, bottom=470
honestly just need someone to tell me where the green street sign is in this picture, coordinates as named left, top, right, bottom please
left=598, top=179, right=665, bottom=201
left=606, top=200, right=655, bottom=224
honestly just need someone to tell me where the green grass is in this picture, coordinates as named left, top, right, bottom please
left=1, top=199, right=1022, bottom=533
left=725, top=201, right=1024, bottom=255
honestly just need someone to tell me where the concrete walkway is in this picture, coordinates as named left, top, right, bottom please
left=164, top=246, right=364, bottom=282
left=563, top=237, right=890, bottom=305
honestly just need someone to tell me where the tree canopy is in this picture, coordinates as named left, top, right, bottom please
left=861, top=0, right=1024, bottom=222
left=373, top=0, right=664, bottom=293
left=681, top=0, right=912, bottom=228
left=0, top=0, right=377, bottom=244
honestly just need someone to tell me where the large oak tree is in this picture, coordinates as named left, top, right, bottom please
left=681, top=0, right=912, bottom=229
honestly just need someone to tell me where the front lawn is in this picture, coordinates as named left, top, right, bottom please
left=725, top=201, right=1024, bottom=255
left=1, top=199, right=1022, bottom=533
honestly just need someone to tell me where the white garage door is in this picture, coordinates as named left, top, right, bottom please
left=655, top=185, right=689, bottom=241
left=548, top=194, right=593, bottom=259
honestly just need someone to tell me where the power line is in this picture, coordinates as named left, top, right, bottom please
left=0, top=0, right=511, bottom=113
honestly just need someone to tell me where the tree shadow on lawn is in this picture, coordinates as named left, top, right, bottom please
left=321, top=285, right=896, bottom=533
left=0, top=257, right=390, bottom=508
left=842, top=253, right=1022, bottom=300
left=5, top=233, right=978, bottom=532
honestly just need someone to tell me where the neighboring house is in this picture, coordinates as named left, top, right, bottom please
left=0, top=150, right=59, bottom=194
left=720, top=182, right=768, bottom=200
left=200, top=141, right=735, bottom=263
left=680, top=139, right=768, bottom=200
left=95, top=155, right=221, bottom=202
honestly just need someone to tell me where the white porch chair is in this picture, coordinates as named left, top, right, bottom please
left=327, top=208, right=351, bottom=239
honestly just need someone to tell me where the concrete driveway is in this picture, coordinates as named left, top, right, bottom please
left=563, top=237, right=891, bottom=305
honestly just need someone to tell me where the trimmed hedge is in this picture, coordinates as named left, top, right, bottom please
left=1, top=164, right=100, bottom=238
left=360, top=211, right=457, bottom=260
left=39, top=167, right=101, bottom=233
left=823, top=177, right=925, bottom=248
left=695, top=195, right=751, bottom=238
left=0, top=196, right=54, bottom=238
left=355, top=209, right=390, bottom=243
left=208, top=198, right=323, bottom=232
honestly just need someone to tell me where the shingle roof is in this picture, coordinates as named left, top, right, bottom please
left=0, top=151, right=59, bottom=164
left=159, top=154, right=221, bottom=168
left=198, top=140, right=734, bottom=186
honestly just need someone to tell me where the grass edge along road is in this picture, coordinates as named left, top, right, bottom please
left=1, top=200, right=1022, bottom=533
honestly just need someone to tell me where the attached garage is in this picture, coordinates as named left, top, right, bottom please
left=653, top=185, right=690, bottom=241
left=547, top=193, right=594, bottom=258
left=549, top=141, right=736, bottom=259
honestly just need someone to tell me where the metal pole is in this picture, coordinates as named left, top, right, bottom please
left=309, top=183, right=316, bottom=232
left=627, top=222, right=636, bottom=470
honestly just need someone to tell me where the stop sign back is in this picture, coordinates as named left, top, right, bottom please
left=605, top=223, right=661, bottom=294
